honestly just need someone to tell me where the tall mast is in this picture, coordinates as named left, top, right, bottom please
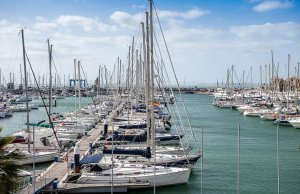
left=78, top=60, right=81, bottom=110
left=135, top=49, right=139, bottom=106
left=231, top=65, right=234, bottom=90
left=47, top=39, right=53, bottom=116
left=148, top=0, right=156, bottom=191
left=142, top=19, right=150, bottom=148
left=127, top=47, right=131, bottom=124
left=260, top=65, right=262, bottom=95
left=21, top=29, right=30, bottom=152
left=287, top=54, right=290, bottom=114
left=297, top=62, right=300, bottom=113
left=145, top=11, right=151, bottom=148
left=98, top=65, right=100, bottom=96
left=250, top=66, right=252, bottom=88
left=20, top=64, right=23, bottom=87
left=149, top=0, right=155, bottom=151
left=131, top=37, right=134, bottom=118
left=271, top=50, right=274, bottom=99
left=117, top=58, right=119, bottom=95
left=74, top=59, right=77, bottom=111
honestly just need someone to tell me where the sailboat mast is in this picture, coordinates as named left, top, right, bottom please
left=136, top=50, right=139, bottom=104
left=127, top=47, right=131, bottom=124
left=271, top=50, right=274, bottom=100
left=74, top=59, right=77, bottom=111
left=98, top=65, right=100, bottom=96
left=287, top=54, right=290, bottom=114
left=149, top=0, right=155, bottom=154
left=20, top=64, right=23, bottom=88
left=149, top=0, right=156, bottom=191
left=47, top=40, right=53, bottom=116
left=145, top=11, right=151, bottom=148
left=78, top=60, right=81, bottom=110
left=21, top=29, right=30, bottom=152
left=142, top=19, right=150, bottom=148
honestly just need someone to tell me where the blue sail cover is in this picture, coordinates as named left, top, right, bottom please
left=103, top=147, right=151, bottom=158
left=79, top=154, right=103, bottom=164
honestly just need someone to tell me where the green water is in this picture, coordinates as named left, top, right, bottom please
left=0, top=97, right=91, bottom=136
left=133, top=94, right=300, bottom=194
left=1, top=94, right=300, bottom=193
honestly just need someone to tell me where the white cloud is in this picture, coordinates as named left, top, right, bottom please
left=34, top=22, right=58, bottom=31
left=110, top=11, right=141, bottom=29
left=0, top=10, right=299, bottom=84
left=0, top=19, right=9, bottom=25
left=253, top=0, right=294, bottom=12
left=157, top=9, right=210, bottom=19
left=110, top=8, right=209, bottom=30
left=35, top=16, right=47, bottom=22
left=230, top=22, right=300, bottom=39
left=56, top=15, right=117, bottom=32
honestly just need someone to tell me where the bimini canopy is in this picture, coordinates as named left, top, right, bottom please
left=80, top=154, right=103, bottom=164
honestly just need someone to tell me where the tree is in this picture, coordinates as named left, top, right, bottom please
left=0, top=127, right=26, bottom=193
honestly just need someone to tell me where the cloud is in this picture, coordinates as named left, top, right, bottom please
left=110, top=11, right=141, bottom=29
left=110, top=8, right=210, bottom=29
left=230, top=22, right=300, bottom=39
left=34, top=22, right=58, bottom=31
left=56, top=15, right=117, bottom=32
left=253, top=0, right=294, bottom=12
left=0, top=9, right=299, bottom=84
left=157, top=8, right=210, bottom=19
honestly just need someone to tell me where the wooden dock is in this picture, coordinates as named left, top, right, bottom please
left=19, top=102, right=124, bottom=194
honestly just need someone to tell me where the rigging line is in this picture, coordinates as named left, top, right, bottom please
left=25, top=52, right=62, bottom=150
left=79, top=62, right=101, bottom=115
left=51, top=55, right=63, bottom=87
left=0, top=70, right=7, bottom=85
left=8, top=32, right=22, bottom=76
left=152, top=26, right=192, bottom=151
left=153, top=51, right=191, bottom=155
left=153, top=2, right=200, bottom=151
left=153, top=60, right=190, bottom=163
left=50, top=51, right=78, bottom=123
left=79, top=62, right=89, bottom=88
left=232, top=66, right=242, bottom=87
left=245, top=67, right=251, bottom=85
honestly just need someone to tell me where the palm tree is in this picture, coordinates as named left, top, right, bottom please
left=0, top=127, right=26, bottom=194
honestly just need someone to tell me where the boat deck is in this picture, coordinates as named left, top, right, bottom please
left=19, top=102, right=124, bottom=194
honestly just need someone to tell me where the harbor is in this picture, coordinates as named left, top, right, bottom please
left=1, top=93, right=300, bottom=193
left=1, top=0, right=300, bottom=194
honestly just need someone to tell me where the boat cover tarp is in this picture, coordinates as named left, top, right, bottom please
left=103, top=147, right=151, bottom=158
left=27, top=122, right=51, bottom=128
left=79, top=154, right=103, bottom=164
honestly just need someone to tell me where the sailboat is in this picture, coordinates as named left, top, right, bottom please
left=70, top=0, right=192, bottom=189
left=11, top=32, right=60, bottom=165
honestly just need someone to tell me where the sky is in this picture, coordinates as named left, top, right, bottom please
left=0, top=0, right=299, bottom=86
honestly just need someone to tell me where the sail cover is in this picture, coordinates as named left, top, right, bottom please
left=79, top=154, right=103, bottom=164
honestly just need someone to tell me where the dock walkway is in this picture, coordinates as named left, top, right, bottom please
left=20, top=102, right=124, bottom=194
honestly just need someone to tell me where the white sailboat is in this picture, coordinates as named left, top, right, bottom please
left=77, top=163, right=191, bottom=187
left=74, top=0, right=192, bottom=189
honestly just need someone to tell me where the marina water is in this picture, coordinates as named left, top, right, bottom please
left=1, top=94, right=299, bottom=193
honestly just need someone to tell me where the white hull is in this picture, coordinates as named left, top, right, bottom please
left=260, top=114, right=275, bottom=121
left=20, top=152, right=57, bottom=165
left=288, top=120, right=300, bottom=128
left=237, top=106, right=251, bottom=113
left=77, top=165, right=191, bottom=188
left=243, top=111, right=260, bottom=117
